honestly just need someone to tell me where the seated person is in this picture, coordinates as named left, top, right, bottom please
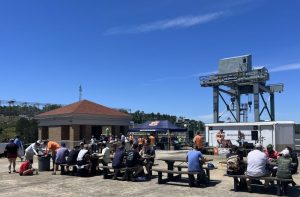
left=186, top=146, right=207, bottom=187
left=66, top=146, right=80, bottom=172
left=285, top=146, right=298, bottom=175
left=112, top=142, right=126, bottom=169
left=264, top=144, right=279, bottom=161
left=19, top=160, right=37, bottom=176
left=99, top=142, right=110, bottom=167
left=140, top=142, right=155, bottom=178
left=226, top=145, right=245, bottom=175
left=53, top=143, right=69, bottom=175
left=77, top=145, right=91, bottom=170
left=277, top=149, right=295, bottom=186
left=126, top=144, right=144, bottom=180
left=246, top=143, right=269, bottom=177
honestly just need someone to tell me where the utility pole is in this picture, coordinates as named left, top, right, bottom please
left=79, top=85, right=82, bottom=101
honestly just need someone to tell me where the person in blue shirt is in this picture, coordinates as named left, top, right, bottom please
left=14, top=136, right=24, bottom=161
left=186, top=147, right=207, bottom=187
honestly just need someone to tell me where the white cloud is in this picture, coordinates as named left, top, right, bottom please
left=104, top=11, right=225, bottom=35
left=269, top=63, right=300, bottom=73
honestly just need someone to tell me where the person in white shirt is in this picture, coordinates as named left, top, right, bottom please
left=24, top=141, right=41, bottom=164
left=99, top=142, right=110, bottom=166
left=246, top=143, right=269, bottom=177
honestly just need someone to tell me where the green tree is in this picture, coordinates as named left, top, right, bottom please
left=15, top=118, right=38, bottom=144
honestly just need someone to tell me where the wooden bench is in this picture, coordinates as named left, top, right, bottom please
left=152, top=168, right=209, bottom=186
left=225, top=174, right=293, bottom=196
left=59, top=164, right=77, bottom=175
left=173, top=164, right=216, bottom=181
left=100, top=165, right=138, bottom=181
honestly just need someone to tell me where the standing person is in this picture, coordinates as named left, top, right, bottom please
left=52, top=143, right=69, bottom=175
left=193, top=132, right=204, bottom=151
left=149, top=133, right=155, bottom=146
left=237, top=130, right=245, bottom=147
left=186, top=146, right=207, bottom=187
left=246, top=143, right=269, bottom=177
left=24, top=140, right=41, bottom=164
left=120, top=133, right=126, bottom=142
left=14, top=136, right=24, bottom=161
left=5, top=139, right=19, bottom=173
left=44, top=140, right=60, bottom=171
left=216, top=129, right=225, bottom=147
left=90, top=135, right=97, bottom=153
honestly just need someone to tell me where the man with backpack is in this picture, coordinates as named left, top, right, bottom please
left=226, top=145, right=246, bottom=188
left=226, top=145, right=245, bottom=175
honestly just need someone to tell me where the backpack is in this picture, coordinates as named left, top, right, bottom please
left=227, top=154, right=240, bottom=173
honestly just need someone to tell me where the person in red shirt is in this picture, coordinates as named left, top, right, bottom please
left=19, top=160, right=37, bottom=176
left=264, top=144, right=279, bottom=161
left=193, top=132, right=204, bottom=151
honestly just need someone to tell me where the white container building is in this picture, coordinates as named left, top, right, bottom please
left=205, top=121, right=295, bottom=151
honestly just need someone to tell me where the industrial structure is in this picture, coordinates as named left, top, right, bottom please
left=200, top=54, right=283, bottom=123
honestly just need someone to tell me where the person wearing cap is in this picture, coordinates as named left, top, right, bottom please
left=285, top=146, right=298, bottom=175
left=90, top=135, right=97, bottom=153
left=186, top=145, right=208, bottom=187
left=4, top=139, right=19, bottom=173
left=24, top=141, right=41, bottom=164
left=264, top=144, right=279, bottom=161
left=246, top=143, right=269, bottom=177
left=52, top=143, right=69, bottom=175
left=277, top=149, right=292, bottom=179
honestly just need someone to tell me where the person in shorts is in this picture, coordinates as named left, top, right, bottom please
left=52, top=143, right=69, bottom=175
left=5, top=139, right=19, bottom=173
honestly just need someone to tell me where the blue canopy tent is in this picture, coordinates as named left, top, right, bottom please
left=129, top=120, right=186, bottom=133
left=129, top=120, right=186, bottom=150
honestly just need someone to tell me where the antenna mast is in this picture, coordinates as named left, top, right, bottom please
left=79, top=85, right=82, bottom=101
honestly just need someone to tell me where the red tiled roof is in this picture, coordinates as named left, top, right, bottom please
left=36, top=100, right=131, bottom=117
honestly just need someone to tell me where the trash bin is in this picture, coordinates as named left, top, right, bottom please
left=38, top=155, right=50, bottom=171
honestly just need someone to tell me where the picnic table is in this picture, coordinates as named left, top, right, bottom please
left=157, top=156, right=213, bottom=180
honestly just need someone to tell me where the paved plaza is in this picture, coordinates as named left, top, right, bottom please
left=0, top=151, right=299, bottom=197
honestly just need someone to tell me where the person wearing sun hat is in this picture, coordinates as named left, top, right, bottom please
left=277, top=149, right=293, bottom=180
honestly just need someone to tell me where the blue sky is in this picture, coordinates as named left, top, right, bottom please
left=0, top=0, right=300, bottom=123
